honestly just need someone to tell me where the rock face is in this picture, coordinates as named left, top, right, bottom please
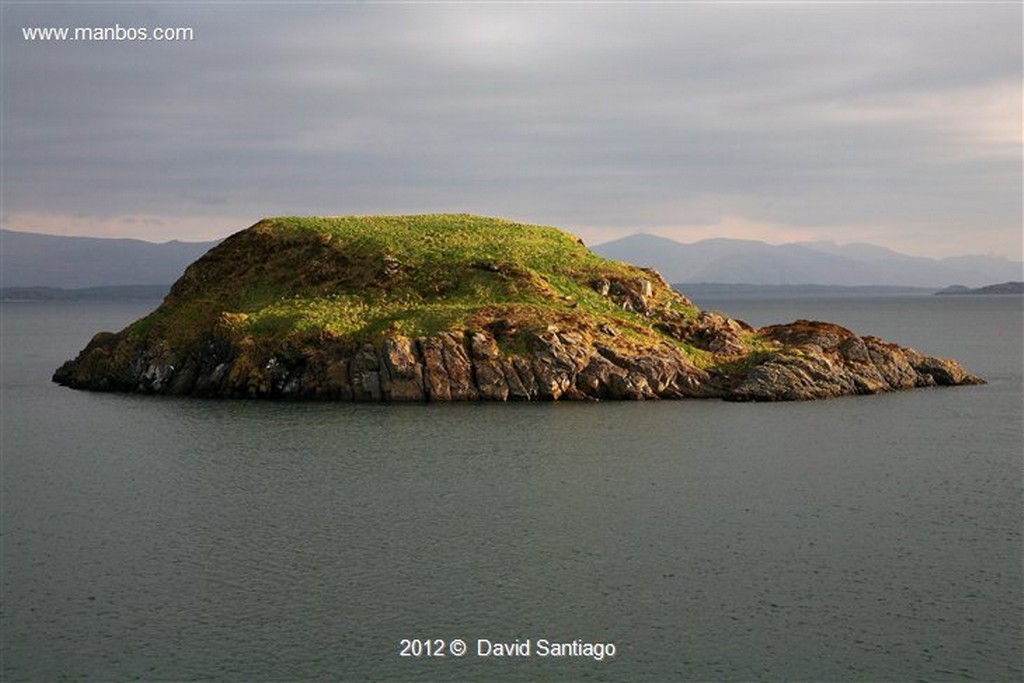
left=53, top=318, right=982, bottom=402
left=53, top=327, right=710, bottom=401
left=52, top=215, right=984, bottom=402
left=720, top=321, right=983, bottom=401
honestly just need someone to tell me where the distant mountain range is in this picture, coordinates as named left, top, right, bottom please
left=936, top=282, right=1024, bottom=295
left=0, top=229, right=219, bottom=288
left=592, top=234, right=1023, bottom=288
left=1, top=227, right=1021, bottom=290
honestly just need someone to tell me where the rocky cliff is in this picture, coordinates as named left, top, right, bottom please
left=53, top=215, right=983, bottom=401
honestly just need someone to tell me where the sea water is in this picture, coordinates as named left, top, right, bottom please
left=2, top=296, right=1021, bottom=681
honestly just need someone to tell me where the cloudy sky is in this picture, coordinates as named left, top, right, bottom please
left=2, top=2, right=1021, bottom=259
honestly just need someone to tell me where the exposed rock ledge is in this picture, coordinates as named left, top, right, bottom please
left=52, top=215, right=983, bottom=402
left=53, top=319, right=982, bottom=402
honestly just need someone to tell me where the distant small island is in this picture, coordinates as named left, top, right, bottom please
left=53, top=215, right=983, bottom=402
left=1, top=285, right=169, bottom=302
left=936, top=282, right=1024, bottom=296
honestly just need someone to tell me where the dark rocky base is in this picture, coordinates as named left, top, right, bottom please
left=53, top=319, right=983, bottom=402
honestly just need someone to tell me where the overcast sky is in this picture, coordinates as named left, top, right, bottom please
left=2, top=2, right=1021, bottom=259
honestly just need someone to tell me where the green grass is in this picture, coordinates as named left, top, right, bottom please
left=269, top=214, right=610, bottom=273
left=123, top=214, right=708, bottom=360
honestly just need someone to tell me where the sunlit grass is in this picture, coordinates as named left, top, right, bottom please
left=124, top=214, right=706, bottom=360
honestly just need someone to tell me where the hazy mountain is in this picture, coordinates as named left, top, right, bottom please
left=0, top=229, right=220, bottom=288
left=2, top=228, right=1021, bottom=290
left=592, top=234, right=1023, bottom=288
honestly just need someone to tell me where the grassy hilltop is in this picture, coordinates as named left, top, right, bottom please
left=137, top=214, right=711, bottom=361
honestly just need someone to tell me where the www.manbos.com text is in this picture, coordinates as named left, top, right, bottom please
left=22, top=24, right=195, bottom=42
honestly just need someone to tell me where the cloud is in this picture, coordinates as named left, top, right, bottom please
left=2, top=2, right=1020, bottom=258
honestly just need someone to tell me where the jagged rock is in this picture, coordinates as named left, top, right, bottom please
left=468, top=332, right=508, bottom=401
left=440, top=332, right=478, bottom=401
left=690, top=311, right=751, bottom=354
left=381, top=337, right=425, bottom=401
left=595, top=345, right=706, bottom=398
left=501, top=358, right=531, bottom=401
left=726, top=320, right=983, bottom=401
left=608, top=278, right=653, bottom=314
left=55, top=317, right=983, bottom=403
left=419, top=336, right=451, bottom=401
left=576, top=353, right=633, bottom=398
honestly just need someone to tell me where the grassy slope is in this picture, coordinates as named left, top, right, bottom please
left=123, top=214, right=709, bottom=362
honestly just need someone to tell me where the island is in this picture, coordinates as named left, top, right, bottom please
left=53, top=215, right=984, bottom=401
left=936, top=282, right=1024, bottom=296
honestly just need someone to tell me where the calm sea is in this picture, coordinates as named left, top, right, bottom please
left=2, top=295, right=1021, bottom=682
